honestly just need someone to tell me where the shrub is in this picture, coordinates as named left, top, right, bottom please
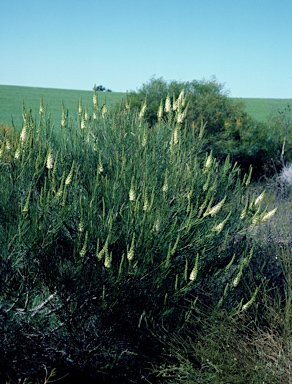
left=0, top=96, right=271, bottom=382
left=152, top=240, right=292, bottom=384
left=152, top=305, right=292, bottom=384
left=126, top=76, right=185, bottom=126
left=0, top=122, right=17, bottom=162
left=126, top=76, right=282, bottom=178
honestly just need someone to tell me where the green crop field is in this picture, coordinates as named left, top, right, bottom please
left=233, top=97, right=292, bottom=122
left=0, top=85, right=125, bottom=128
left=1, top=85, right=291, bottom=128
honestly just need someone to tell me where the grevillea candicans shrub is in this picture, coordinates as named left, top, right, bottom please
left=0, top=94, right=274, bottom=382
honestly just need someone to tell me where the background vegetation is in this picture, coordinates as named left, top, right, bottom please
left=0, top=80, right=292, bottom=383
left=126, top=77, right=292, bottom=177
left=0, top=85, right=124, bottom=127
left=1, top=84, right=292, bottom=126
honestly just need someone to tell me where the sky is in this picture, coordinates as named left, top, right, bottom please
left=1, top=0, right=292, bottom=98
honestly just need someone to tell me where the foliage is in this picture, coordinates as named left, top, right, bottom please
left=0, top=96, right=273, bottom=382
left=93, top=84, right=112, bottom=92
left=127, top=76, right=244, bottom=130
left=126, top=76, right=185, bottom=126
left=152, top=177, right=292, bottom=383
left=126, top=76, right=285, bottom=178
left=153, top=240, right=292, bottom=384
left=153, top=304, right=292, bottom=384
left=271, top=104, right=292, bottom=166
left=0, top=122, right=17, bottom=161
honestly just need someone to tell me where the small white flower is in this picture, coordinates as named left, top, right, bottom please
left=205, top=153, right=212, bottom=170
left=80, top=232, right=88, bottom=257
left=176, top=112, right=184, bottom=124
left=143, top=200, right=149, bottom=211
left=65, top=163, right=74, bottom=185
left=164, top=95, right=171, bottom=113
left=142, top=131, right=147, bottom=147
left=213, top=212, right=231, bottom=234
left=46, top=150, right=53, bottom=169
left=189, top=253, right=199, bottom=281
left=157, top=101, right=163, bottom=121
left=139, top=102, right=146, bottom=120
left=20, top=126, right=27, bottom=143
left=171, top=127, right=179, bottom=145
left=177, top=89, right=184, bottom=105
left=98, top=163, right=104, bottom=174
left=14, top=147, right=21, bottom=160
left=129, top=187, right=135, bottom=202
left=93, top=93, right=98, bottom=108
left=127, top=234, right=135, bottom=262
left=204, top=196, right=226, bottom=217
left=254, top=191, right=265, bottom=206
left=155, top=218, right=160, bottom=232
left=241, top=287, right=259, bottom=312
left=104, top=252, right=112, bottom=268
left=162, top=182, right=168, bottom=193
left=233, top=275, right=241, bottom=288
left=172, top=100, right=178, bottom=111
left=101, top=104, right=107, bottom=118
left=78, top=220, right=84, bottom=233
left=22, top=201, right=29, bottom=214
left=261, top=208, right=277, bottom=223
left=240, top=199, right=249, bottom=220
left=213, top=222, right=224, bottom=234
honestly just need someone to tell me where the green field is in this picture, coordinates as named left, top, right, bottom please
left=233, top=97, right=292, bottom=122
left=0, top=84, right=125, bottom=127
left=1, top=85, right=291, bottom=128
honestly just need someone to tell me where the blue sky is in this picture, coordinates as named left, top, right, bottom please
left=1, top=0, right=292, bottom=98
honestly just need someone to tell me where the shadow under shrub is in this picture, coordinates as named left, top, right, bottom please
left=152, top=306, right=292, bottom=384
left=152, top=238, right=292, bottom=384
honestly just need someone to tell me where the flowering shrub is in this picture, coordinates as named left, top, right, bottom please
left=0, top=96, right=273, bottom=382
left=0, top=122, right=16, bottom=161
left=127, top=77, right=282, bottom=178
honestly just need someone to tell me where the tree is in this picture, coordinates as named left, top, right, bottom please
left=126, top=76, right=187, bottom=126
left=125, top=76, right=281, bottom=177
left=93, top=84, right=112, bottom=92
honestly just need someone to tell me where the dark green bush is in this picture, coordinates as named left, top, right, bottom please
left=126, top=76, right=283, bottom=178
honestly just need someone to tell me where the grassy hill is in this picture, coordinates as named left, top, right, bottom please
left=0, top=85, right=125, bottom=127
left=234, top=97, right=292, bottom=122
left=1, top=85, right=291, bottom=128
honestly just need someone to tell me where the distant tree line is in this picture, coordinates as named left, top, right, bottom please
left=93, top=84, right=112, bottom=92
